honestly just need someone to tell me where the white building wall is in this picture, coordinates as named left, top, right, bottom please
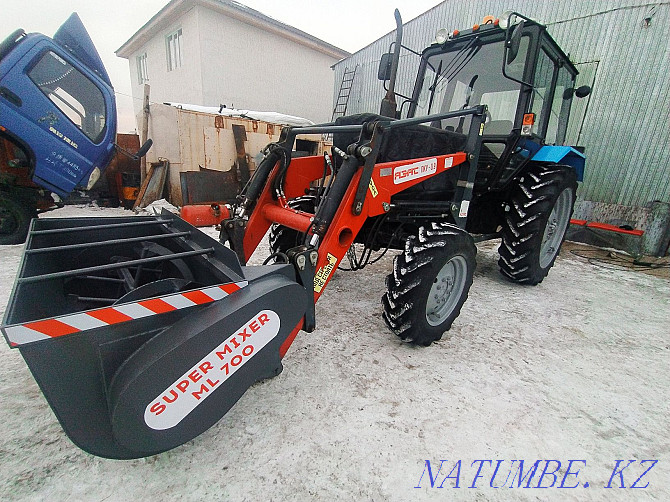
left=195, top=6, right=337, bottom=123
left=126, top=6, right=204, bottom=118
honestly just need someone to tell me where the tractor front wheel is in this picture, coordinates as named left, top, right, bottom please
left=498, top=164, right=577, bottom=285
left=382, top=222, right=476, bottom=346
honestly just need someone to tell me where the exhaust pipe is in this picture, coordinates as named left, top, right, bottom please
left=379, top=9, right=403, bottom=118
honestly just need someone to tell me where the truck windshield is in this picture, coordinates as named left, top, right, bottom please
left=28, top=50, right=106, bottom=143
left=415, top=36, right=529, bottom=135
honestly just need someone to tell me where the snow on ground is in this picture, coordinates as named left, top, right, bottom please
left=1, top=204, right=669, bottom=501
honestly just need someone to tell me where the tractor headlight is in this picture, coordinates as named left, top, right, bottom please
left=86, top=167, right=101, bottom=190
left=434, top=28, right=449, bottom=44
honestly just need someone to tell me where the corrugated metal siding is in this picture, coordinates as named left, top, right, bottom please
left=333, top=0, right=670, bottom=207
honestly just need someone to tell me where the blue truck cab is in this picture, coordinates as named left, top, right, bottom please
left=0, top=13, right=117, bottom=198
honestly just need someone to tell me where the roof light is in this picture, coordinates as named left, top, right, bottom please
left=434, top=28, right=449, bottom=44
left=452, top=29, right=460, bottom=37
left=499, top=10, right=519, bottom=30
left=472, top=24, right=480, bottom=31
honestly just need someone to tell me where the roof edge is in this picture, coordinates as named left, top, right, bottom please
left=116, top=0, right=350, bottom=59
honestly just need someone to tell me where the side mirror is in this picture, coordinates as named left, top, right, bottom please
left=115, top=139, right=153, bottom=161
left=378, top=53, right=393, bottom=80
left=506, top=20, right=525, bottom=64
left=575, top=85, right=591, bottom=98
left=134, top=139, right=153, bottom=159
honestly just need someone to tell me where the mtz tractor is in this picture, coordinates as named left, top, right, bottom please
left=3, top=11, right=590, bottom=458
left=261, top=10, right=591, bottom=344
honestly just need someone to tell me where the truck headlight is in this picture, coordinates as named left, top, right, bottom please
left=86, top=167, right=101, bottom=190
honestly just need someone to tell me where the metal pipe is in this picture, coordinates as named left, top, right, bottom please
left=29, top=219, right=171, bottom=236
left=289, top=124, right=364, bottom=135
left=74, top=276, right=126, bottom=283
left=262, top=205, right=313, bottom=233
left=18, top=248, right=214, bottom=284
left=74, top=296, right=117, bottom=304
left=380, top=9, right=403, bottom=118
left=384, top=105, right=485, bottom=129
left=26, top=232, right=191, bottom=254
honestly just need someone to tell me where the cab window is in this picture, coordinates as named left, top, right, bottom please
left=28, top=51, right=106, bottom=143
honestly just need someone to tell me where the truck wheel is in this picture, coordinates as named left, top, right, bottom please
left=268, top=195, right=316, bottom=255
left=498, top=164, right=577, bottom=285
left=0, top=193, right=34, bottom=245
left=382, top=222, right=476, bottom=346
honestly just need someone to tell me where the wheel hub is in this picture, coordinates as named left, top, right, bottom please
left=426, top=255, right=468, bottom=327
left=540, top=188, right=573, bottom=269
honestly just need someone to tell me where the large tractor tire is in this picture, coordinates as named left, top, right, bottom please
left=498, top=164, right=577, bottom=285
left=268, top=195, right=316, bottom=255
left=0, top=192, right=35, bottom=245
left=382, top=222, right=476, bottom=346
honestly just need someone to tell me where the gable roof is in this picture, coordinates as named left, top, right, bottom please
left=116, top=0, right=350, bottom=59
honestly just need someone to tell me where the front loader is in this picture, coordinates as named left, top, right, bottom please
left=2, top=11, right=590, bottom=458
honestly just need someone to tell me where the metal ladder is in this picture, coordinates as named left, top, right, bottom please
left=324, top=66, right=357, bottom=142
left=331, top=66, right=358, bottom=121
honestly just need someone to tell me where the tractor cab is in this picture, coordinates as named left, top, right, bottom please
left=383, top=12, right=590, bottom=189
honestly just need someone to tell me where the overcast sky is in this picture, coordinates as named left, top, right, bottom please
left=1, top=0, right=446, bottom=132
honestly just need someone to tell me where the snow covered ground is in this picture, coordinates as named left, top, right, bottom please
left=1, top=204, right=668, bottom=501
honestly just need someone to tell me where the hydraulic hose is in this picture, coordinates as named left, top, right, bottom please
left=240, top=148, right=281, bottom=212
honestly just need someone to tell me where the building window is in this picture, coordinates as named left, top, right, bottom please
left=136, top=53, right=149, bottom=84
left=166, top=28, right=183, bottom=71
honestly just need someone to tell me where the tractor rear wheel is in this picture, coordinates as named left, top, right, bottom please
left=382, top=222, right=476, bottom=346
left=498, top=164, right=577, bottom=285
left=0, top=192, right=35, bottom=245
left=268, top=195, right=316, bottom=255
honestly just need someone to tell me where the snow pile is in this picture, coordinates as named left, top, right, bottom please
left=166, top=102, right=315, bottom=127
left=136, top=198, right=179, bottom=216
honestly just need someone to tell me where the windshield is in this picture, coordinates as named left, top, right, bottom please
left=28, top=50, right=107, bottom=143
left=414, top=36, right=529, bottom=135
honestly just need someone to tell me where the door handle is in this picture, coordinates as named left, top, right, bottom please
left=0, top=86, right=22, bottom=106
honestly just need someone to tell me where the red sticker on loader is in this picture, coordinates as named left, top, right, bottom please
left=144, top=310, right=280, bottom=430
left=393, top=158, right=437, bottom=184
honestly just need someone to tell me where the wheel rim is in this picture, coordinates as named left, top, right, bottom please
left=425, top=255, right=468, bottom=327
left=539, top=187, right=573, bottom=268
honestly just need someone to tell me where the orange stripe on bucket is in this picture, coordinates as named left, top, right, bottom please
left=24, top=319, right=80, bottom=337
left=140, top=298, right=178, bottom=314
left=88, top=308, right=133, bottom=325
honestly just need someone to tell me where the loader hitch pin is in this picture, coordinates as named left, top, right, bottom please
left=287, top=247, right=317, bottom=332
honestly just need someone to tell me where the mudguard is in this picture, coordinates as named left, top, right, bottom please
left=530, top=145, right=586, bottom=181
